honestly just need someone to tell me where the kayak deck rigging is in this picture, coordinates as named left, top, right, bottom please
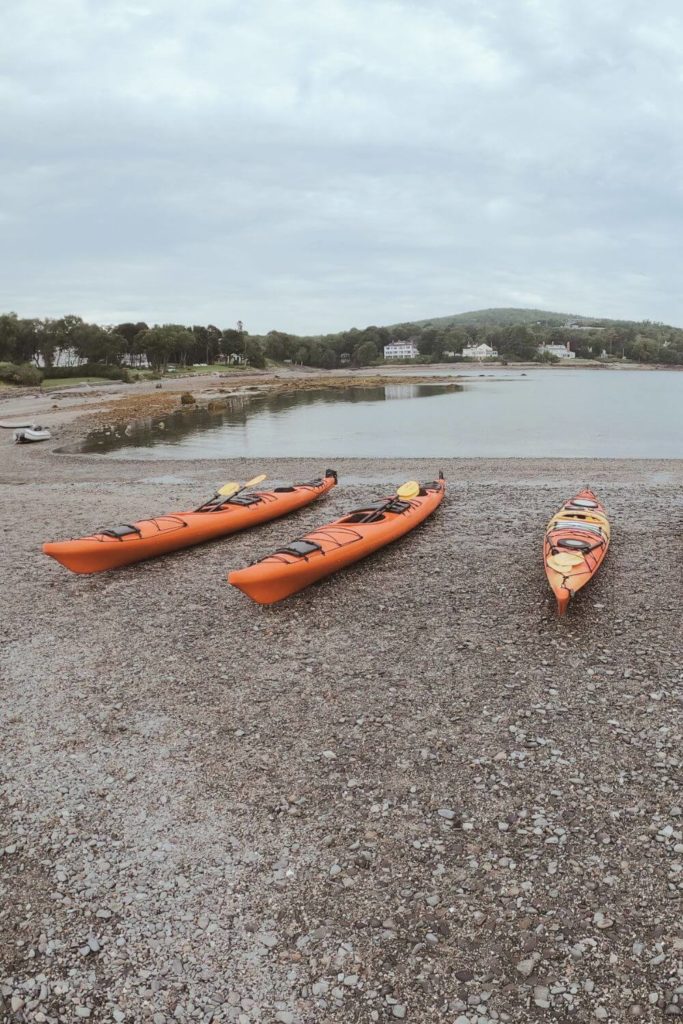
left=229, top=475, right=445, bottom=604
left=544, top=489, right=610, bottom=614
left=43, top=471, right=338, bottom=574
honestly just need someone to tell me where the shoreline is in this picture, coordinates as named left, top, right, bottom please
left=0, top=370, right=467, bottom=444
left=1, top=362, right=680, bottom=456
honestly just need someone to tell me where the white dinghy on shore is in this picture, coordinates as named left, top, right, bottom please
left=13, top=426, right=51, bottom=444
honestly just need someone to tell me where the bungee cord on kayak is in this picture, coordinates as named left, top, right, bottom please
left=42, top=470, right=612, bottom=616
left=544, top=489, right=611, bottom=615
left=228, top=474, right=446, bottom=605
left=42, top=471, right=338, bottom=574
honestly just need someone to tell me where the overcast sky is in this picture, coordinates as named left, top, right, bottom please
left=2, top=0, right=682, bottom=334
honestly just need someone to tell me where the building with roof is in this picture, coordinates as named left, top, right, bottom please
left=384, top=341, right=419, bottom=359
left=539, top=343, right=576, bottom=359
left=461, top=342, right=498, bottom=359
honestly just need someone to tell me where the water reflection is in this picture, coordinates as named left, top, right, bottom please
left=60, top=370, right=681, bottom=460
left=70, top=384, right=459, bottom=455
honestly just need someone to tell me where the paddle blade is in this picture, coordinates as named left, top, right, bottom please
left=243, top=473, right=267, bottom=490
left=217, top=481, right=239, bottom=496
left=217, top=473, right=267, bottom=497
left=396, top=480, right=421, bottom=499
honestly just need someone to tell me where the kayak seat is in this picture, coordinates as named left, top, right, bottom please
left=273, top=539, right=323, bottom=558
left=100, top=524, right=143, bottom=539
left=550, top=521, right=603, bottom=536
left=342, top=499, right=412, bottom=524
left=226, top=494, right=263, bottom=507
left=555, top=537, right=593, bottom=552
left=273, top=486, right=296, bottom=492
left=566, top=499, right=599, bottom=509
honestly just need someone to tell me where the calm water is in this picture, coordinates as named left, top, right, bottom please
left=67, top=371, right=682, bottom=459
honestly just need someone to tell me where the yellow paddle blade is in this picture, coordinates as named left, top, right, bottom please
left=218, top=473, right=267, bottom=497
left=218, top=481, right=239, bottom=496
left=396, top=480, right=421, bottom=499
left=547, top=552, right=585, bottom=572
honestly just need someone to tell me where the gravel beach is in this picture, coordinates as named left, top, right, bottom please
left=1, top=435, right=682, bottom=1023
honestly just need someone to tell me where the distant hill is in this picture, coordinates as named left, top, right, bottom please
left=395, top=307, right=591, bottom=329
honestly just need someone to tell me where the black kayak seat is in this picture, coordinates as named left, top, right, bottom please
left=340, top=499, right=411, bottom=524
left=274, top=539, right=323, bottom=558
left=225, top=493, right=262, bottom=507
left=100, top=524, right=142, bottom=540
left=356, top=499, right=411, bottom=514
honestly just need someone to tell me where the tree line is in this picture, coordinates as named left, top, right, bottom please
left=1, top=311, right=682, bottom=378
left=0, top=314, right=266, bottom=373
left=261, top=318, right=683, bottom=365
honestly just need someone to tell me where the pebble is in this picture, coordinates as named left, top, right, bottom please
left=516, top=958, right=537, bottom=978
left=533, top=986, right=550, bottom=1008
left=2, top=458, right=680, bottom=1024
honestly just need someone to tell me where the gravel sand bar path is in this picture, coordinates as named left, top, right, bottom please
left=1, top=444, right=681, bottom=1023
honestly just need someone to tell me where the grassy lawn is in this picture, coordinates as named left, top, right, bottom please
left=41, top=376, right=116, bottom=390
left=167, top=363, right=246, bottom=376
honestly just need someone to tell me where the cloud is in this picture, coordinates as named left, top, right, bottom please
left=1, top=0, right=682, bottom=331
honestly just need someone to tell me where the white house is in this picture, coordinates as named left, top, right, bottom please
left=539, top=343, right=576, bottom=359
left=384, top=341, right=419, bottom=359
left=461, top=342, right=498, bottom=359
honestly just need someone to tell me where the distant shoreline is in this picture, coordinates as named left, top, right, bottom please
left=388, top=359, right=683, bottom=372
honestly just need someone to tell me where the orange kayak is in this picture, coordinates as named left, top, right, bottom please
left=229, top=474, right=446, bottom=604
left=43, top=470, right=338, bottom=574
left=544, top=489, right=610, bottom=614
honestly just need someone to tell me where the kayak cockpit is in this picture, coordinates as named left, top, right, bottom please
left=340, top=499, right=413, bottom=524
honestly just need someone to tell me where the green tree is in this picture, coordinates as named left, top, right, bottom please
left=114, top=323, right=149, bottom=366
left=264, top=331, right=291, bottom=361
left=141, top=325, right=194, bottom=371
left=498, top=325, right=538, bottom=360
left=221, top=329, right=245, bottom=361
left=318, top=347, right=337, bottom=369
left=353, top=341, right=377, bottom=366
left=0, top=313, right=40, bottom=363
left=245, top=339, right=266, bottom=369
